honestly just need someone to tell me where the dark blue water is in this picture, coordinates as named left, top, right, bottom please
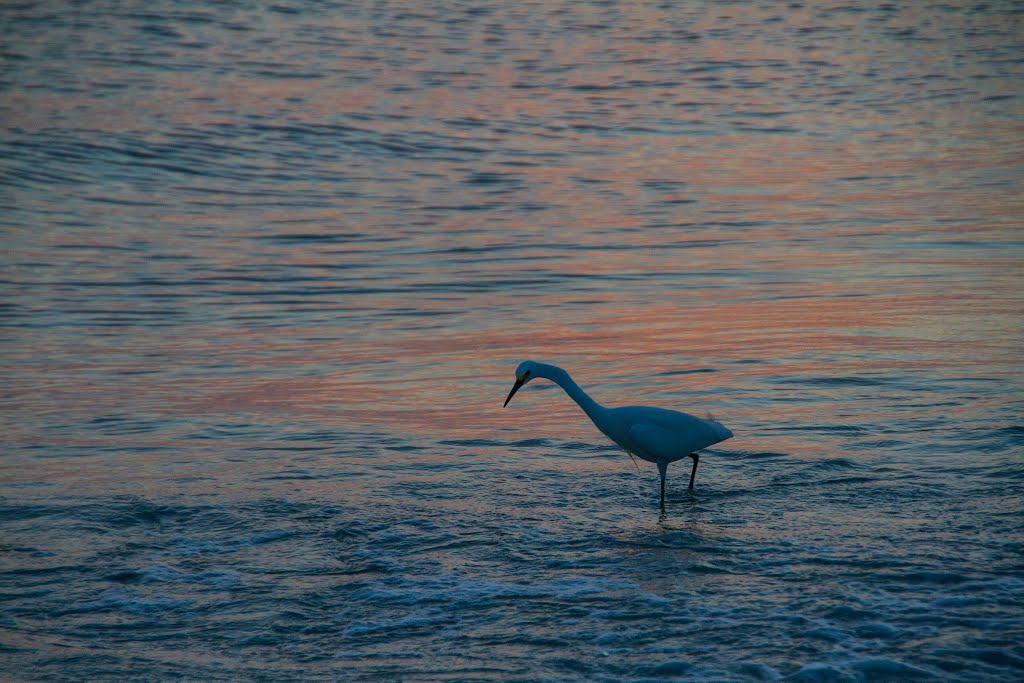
left=2, top=1, right=1023, bottom=680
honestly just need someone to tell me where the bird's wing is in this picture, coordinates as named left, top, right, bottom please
left=628, top=423, right=691, bottom=462
left=629, top=418, right=731, bottom=463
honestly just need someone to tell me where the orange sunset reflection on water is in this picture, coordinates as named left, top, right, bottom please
left=0, top=0, right=1020, bottom=497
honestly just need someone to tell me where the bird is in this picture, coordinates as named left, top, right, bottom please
left=502, top=361, right=733, bottom=508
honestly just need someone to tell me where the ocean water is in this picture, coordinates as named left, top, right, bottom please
left=2, top=1, right=1023, bottom=680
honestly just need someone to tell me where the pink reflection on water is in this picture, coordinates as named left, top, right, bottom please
left=3, top=1, right=1022, bottom=502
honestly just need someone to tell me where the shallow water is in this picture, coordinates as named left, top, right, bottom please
left=2, top=1, right=1023, bottom=680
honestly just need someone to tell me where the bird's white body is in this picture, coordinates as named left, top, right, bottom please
left=601, top=405, right=733, bottom=464
left=503, top=361, right=733, bottom=506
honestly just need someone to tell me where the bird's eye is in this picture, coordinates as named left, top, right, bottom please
left=523, top=370, right=530, bottom=378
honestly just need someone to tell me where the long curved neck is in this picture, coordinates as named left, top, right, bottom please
left=539, top=364, right=605, bottom=425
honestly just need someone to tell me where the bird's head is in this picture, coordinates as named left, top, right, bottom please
left=503, top=360, right=540, bottom=407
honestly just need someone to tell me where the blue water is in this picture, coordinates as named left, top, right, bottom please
left=2, top=1, right=1023, bottom=680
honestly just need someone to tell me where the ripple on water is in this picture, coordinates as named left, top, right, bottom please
left=2, top=1, right=1023, bottom=681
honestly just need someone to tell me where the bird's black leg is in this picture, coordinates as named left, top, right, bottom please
left=688, top=453, right=700, bottom=489
left=656, top=461, right=668, bottom=509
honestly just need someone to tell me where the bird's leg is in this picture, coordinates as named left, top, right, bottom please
left=688, top=453, right=699, bottom=489
left=657, top=460, right=668, bottom=509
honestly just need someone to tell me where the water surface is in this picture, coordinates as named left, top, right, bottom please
left=2, top=1, right=1023, bottom=680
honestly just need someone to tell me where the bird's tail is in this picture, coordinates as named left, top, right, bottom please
left=706, top=412, right=734, bottom=441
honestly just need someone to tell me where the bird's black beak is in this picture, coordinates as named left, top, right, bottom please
left=503, top=377, right=526, bottom=407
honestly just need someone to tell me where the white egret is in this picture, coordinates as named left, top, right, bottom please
left=503, top=361, right=733, bottom=508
